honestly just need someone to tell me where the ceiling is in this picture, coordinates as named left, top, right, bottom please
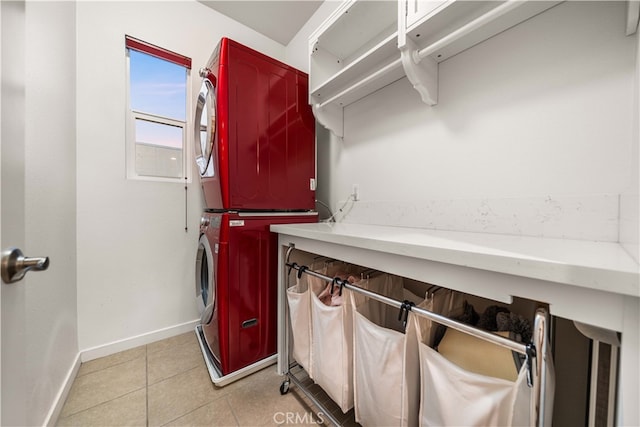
left=198, top=1, right=324, bottom=45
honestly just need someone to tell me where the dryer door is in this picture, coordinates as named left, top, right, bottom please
left=195, top=233, right=215, bottom=323
left=194, top=78, right=216, bottom=178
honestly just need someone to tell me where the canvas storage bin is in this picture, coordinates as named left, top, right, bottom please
left=285, top=261, right=350, bottom=378
left=311, top=272, right=402, bottom=413
left=413, top=311, right=556, bottom=426
left=310, top=285, right=354, bottom=413
left=351, top=284, right=426, bottom=427
left=286, top=268, right=318, bottom=377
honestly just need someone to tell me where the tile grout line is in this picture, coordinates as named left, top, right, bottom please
left=225, top=395, right=242, bottom=426
left=76, top=352, right=146, bottom=379
left=59, top=354, right=148, bottom=419
left=147, top=363, right=216, bottom=426
left=58, top=387, right=147, bottom=422
left=146, top=335, right=195, bottom=356
left=62, top=335, right=196, bottom=425
left=158, top=395, right=226, bottom=427
left=147, top=364, right=201, bottom=387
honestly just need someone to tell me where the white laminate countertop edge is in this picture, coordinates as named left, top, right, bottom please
left=271, top=222, right=640, bottom=297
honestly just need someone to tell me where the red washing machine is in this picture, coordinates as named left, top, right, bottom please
left=195, top=211, right=317, bottom=385
left=194, top=37, right=316, bottom=211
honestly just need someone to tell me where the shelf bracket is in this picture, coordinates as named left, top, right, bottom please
left=312, top=103, right=343, bottom=138
left=627, top=0, right=640, bottom=36
left=400, top=38, right=438, bottom=106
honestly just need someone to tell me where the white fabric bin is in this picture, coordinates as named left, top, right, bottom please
left=413, top=312, right=555, bottom=426
left=351, top=287, right=427, bottom=427
left=285, top=261, right=344, bottom=378
left=286, top=271, right=314, bottom=377
left=419, top=340, right=530, bottom=426
left=311, top=286, right=354, bottom=413
left=310, top=272, right=402, bottom=414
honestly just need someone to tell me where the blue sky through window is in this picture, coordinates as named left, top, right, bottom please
left=130, top=49, right=187, bottom=150
left=130, top=49, right=186, bottom=121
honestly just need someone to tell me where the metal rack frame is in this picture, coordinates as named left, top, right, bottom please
left=280, top=246, right=550, bottom=426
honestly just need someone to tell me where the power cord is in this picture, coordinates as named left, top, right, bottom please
left=322, top=194, right=355, bottom=223
left=315, top=199, right=334, bottom=221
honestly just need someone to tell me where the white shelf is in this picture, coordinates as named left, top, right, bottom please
left=318, top=57, right=404, bottom=108
left=310, top=31, right=399, bottom=104
left=404, top=1, right=562, bottom=62
left=309, top=0, right=638, bottom=134
left=309, top=0, right=399, bottom=137
left=312, top=1, right=397, bottom=61
left=399, top=0, right=562, bottom=105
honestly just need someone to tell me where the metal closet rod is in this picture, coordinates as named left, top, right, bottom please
left=287, top=261, right=532, bottom=356
left=415, top=0, right=525, bottom=62
left=284, top=247, right=548, bottom=425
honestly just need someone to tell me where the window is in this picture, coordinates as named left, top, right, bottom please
left=125, top=36, right=191, bottom=181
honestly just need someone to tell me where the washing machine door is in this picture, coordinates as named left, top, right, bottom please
left=194, top=78, right=216, bottom=178
left=195, top=233, right=215, bottom=323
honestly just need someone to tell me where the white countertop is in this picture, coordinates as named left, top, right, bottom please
left=271, top=222, right=639, bottom=297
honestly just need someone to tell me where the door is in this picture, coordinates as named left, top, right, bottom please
left=1, top=2, right=74, bottom=425
left=1, top=1, right=28, bottom=424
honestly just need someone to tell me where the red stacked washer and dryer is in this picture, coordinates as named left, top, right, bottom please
left=194, top=38, right=317, bottom=386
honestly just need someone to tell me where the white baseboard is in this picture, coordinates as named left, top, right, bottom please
left=44, top=352, right=81, bottom=427
left=80, top=319, right=199, bottom=362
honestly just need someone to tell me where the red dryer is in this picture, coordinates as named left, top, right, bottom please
left=194, top=37, right=316, bottom=211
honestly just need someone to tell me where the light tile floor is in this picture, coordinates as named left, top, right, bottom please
left=57, top=332, right=357, bottom=426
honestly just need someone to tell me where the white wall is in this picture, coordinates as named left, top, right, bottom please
left=620, top=26, right=640, bottom=262
left=285, top=0, right=345, bottom=220
left=25, top=2, right=78, bottom=425
left=300, top=2, right=637, bottom=242
left=76, top=1, right=286, bottom=352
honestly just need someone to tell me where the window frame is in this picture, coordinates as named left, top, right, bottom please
left=125, top=36, right=192, bottom=183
